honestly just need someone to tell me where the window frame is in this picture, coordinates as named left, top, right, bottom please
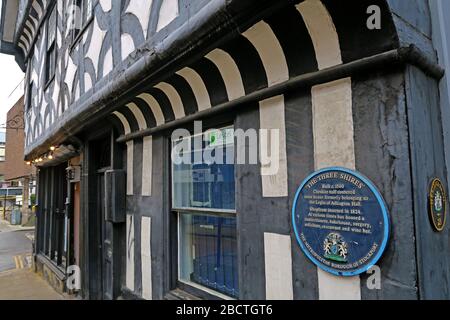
left=171, top=124, right=239, bottom=300
left=69, top=0, right=94, bottom=49
left=45, top=4, right=57, bottom=87
left=26, top=81, right=34, bottom=112
left=36, top=164, right=70, bottom=272
left=176, top=211, right=238, bottom=300
left=171, top=126, right=236, bottom=214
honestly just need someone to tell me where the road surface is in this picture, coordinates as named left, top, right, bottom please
left=0, top=221, right=66, bottom=300
left=0, top=223, right=33, bottom=273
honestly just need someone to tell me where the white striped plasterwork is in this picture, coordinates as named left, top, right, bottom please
left=142, top=136, right=153, bottom=197
left=298, top=0, right=361, bottom=300
left=157, top=0, right=179, bottom=32
left=243, top=21, right=289, bottom=86
left=259, top=95, right=288, bottom=198
left=311, top=77, right=360, bottom=300
left=126, top=141, right=134, bottom=196
left=205, top=49, right=245, bottom=101
left=141, top=217, right=152, bottom=299
left=127, top=103, right=147, bottom=130
left=126, top=214, right=135, bottom=291
left=154, top=82, right=186, bottom=120
left=296, top=0, right=343, bottom=70
left=137, top=93, right=165, bottom=126
left=243, top=21, right=289, bottom=198
left=176, top=68, right=212, bottom=111
left=264, top=233, right=294, bottom=300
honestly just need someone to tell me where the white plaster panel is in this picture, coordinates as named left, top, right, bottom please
left=205, top=49, right=245, bottom=101
left=259, top=95, right=288, bottom=198
left=127, top=141, right=134, bottom=196
left=126, top=214, right=135, bottom=291
left=312, top=78, right=355, bottom=170
left=311, top=77, right=360, bottom=300
left=121, top=33, right=135, bottom=61
left=29, top=14, right=38, bottom=31
left=176, top=67, right=212, bottom=111
left=157, top=0, right=179, bottom=32
left=154, top=82, right=185, bottom=119
left=99, top=0, right=112, bottom=12
left=137, top=93, right=165, bottom=126
left=264, top=233, right=294, bottom=300
left=297, top=0, right=343, bottom=70
left=112, top=111, right=131, bottom=135
left=24, top=21, right=35, bottom=39
left=85, top=17, right=105, bottom=77
left=142, top=136, right=153, bottom=197
left=65, top=55, right=77, bottom=96
left=318, top=271, right=361, bottom=300
left=141, top=216, right=152, bottom=300
left=243, top=21, right=289, bottom=86
left=127, top=102, right=147, bottom=130
left=20, top=36, right=30, bottom=53
left=103, top=47, right=113, bottom=78
left=126, top=0, right=152, bottom=39
left=32, top=1, right=43, bottom=18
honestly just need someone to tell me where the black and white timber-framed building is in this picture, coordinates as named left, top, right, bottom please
left=1, top=0, right=450, bottom=300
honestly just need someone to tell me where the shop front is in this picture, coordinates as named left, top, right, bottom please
left=2, top=0, right=450, bottom=300
left=34, top=152, right=82, bottom=294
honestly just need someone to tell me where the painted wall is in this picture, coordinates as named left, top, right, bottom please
left=119, top=68, right=427, bottom=300
left=102, top=0, right=447, bottom=300
left=24, top=0, right=209, bottom=152
left=23, top=0, right=450, bottom=300
left=406, top=66, right=450, bottom=299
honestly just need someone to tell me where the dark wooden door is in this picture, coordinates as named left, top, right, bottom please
left=97, top=172, right=114, bottom=300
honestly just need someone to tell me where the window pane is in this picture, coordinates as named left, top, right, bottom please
left=179, top=213, right=239, bottom=298
left=27, top=82, right=33, bottom=111
left=172, top=128, right=235, bottom=211
left=46, top=45, right=56, bottom=83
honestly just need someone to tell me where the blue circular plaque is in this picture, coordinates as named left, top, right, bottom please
left=292, top=167, right=390, bottom=276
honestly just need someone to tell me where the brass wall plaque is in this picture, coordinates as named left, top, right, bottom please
left=429, top=178, right=447, bottom=232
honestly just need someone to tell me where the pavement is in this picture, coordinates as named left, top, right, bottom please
left=0, top=219, right=35, bottom=233
left=0, top=218, right=66, bottom=300
left=0, top=268, right=65, bottom=300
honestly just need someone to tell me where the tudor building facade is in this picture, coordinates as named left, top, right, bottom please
left=1, top=0, right=450, bottom=300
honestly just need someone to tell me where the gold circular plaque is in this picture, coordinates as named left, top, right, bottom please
left=429, top=178, right=447, bottom=232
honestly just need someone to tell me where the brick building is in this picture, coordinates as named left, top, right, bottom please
left=4, top=95, right=35, bottom=224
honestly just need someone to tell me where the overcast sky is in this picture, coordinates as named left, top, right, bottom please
left=0, top=53, right=25, bottom=128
